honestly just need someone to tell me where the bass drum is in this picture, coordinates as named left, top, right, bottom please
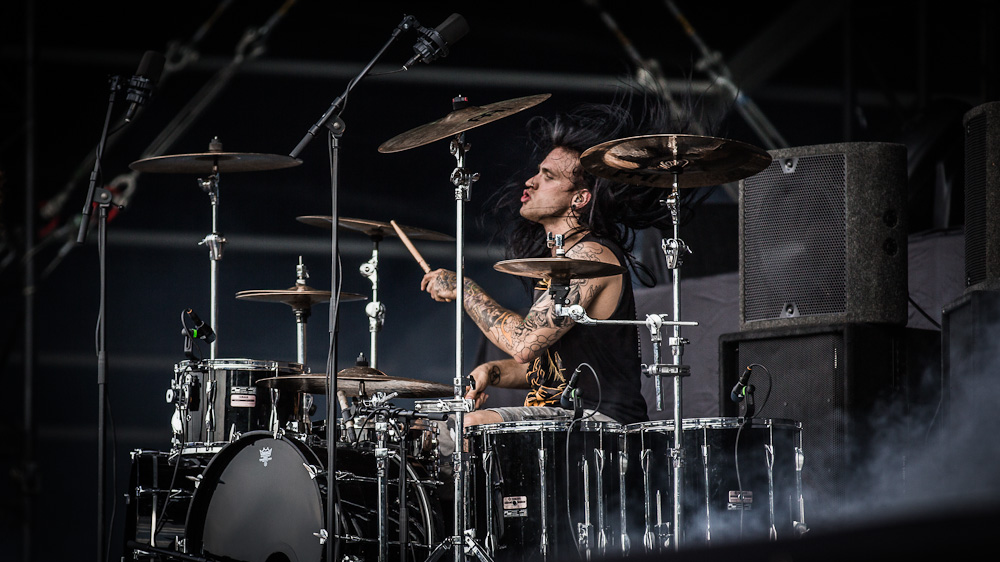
left=185, top=431, right=444, bottom=562
left=123, top=449, right=214, bottom=559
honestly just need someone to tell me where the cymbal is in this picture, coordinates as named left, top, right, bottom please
left=378, top=94, right=552, bottom=153
left=256, top=369, right=453, bottom=398
left=296, top=216, right=454, bottom=242
left=236, top=286, right=365, bottom=309
left=494, top=257, right=625, bottom=281
left=130, top=151, right=301, bottom=174
left=579, top=134, right=771, bottom=189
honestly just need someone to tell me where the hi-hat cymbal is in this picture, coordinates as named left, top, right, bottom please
left=494, top=257, right=625, bottom=281
left=296, top=216, right=454, bottom=242
left=378, top=94, right=552, bottom=153
left=579, top=134, right=771, bottom=189
left=130, top=152, right=302, bottom=174
left=256, top=369, right=453, bottom=398
left=236, top=286, right=365, bottom=309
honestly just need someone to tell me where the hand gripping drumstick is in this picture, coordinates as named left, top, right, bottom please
left=390, top=220, right=432, bottom=273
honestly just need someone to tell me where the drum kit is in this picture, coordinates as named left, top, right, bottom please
left=123, top=92, right=810, bottom=562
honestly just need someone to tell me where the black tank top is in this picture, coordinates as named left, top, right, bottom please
left=523, top=233, right=648, bottom=425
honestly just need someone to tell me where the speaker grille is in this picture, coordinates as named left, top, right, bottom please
left=965, top=111, right=988, bottom=287
left=743, top=154, right=847, bottom=322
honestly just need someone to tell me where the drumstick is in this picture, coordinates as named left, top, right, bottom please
left=390, top=220, right=431, bottom=273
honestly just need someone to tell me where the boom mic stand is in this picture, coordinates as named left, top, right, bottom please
left=75, top=72, right=122, bottom=562
left=287, top=16, right=422, bottom=562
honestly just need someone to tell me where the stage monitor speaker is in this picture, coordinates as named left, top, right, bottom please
left=719, top=324, right=941, bottom=529
left=942, top=289, right=1000, bottom=419
left=739, top=143, right=908, bottom=330
left=964, top=102, right=1000, bottom=292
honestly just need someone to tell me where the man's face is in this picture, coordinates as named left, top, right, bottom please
left=520, top=147, right=580, bottom=223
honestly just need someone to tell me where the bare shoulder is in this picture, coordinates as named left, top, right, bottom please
left=565, top=239, right=621, bottom=266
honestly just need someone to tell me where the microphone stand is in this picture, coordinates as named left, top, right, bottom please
left=288, top=16, right=418, bottom=562
left=75, top=72, right=122, bottom=562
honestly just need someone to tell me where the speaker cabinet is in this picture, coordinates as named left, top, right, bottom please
left=739, top=143, right=908, bottom=330
left=942, top=289, right=1000, bottom=419
left=964, top=102, right=1000, bottom=292
left=719, top=324, right=941, bottom=528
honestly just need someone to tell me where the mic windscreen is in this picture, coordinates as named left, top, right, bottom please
left=436, top=13, right=469, bottom=46
left=136, top=50, right=166, bottom=82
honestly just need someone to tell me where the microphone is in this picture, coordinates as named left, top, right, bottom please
left=560, top=365, right=583, bottom=409
left=185, top=308, right=216, bottom=343
left=404, top=13, right=469, bottom=69
left=730, top=365, right=753, bottom=403
left=123, top=50, right=165, bottom=123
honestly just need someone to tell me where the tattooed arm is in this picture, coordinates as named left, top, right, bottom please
left=421, top=240, right=621, bottom=363
left=464, top=359, right=529, bottom=409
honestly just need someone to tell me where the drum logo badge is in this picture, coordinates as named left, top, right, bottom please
left=259, top=446, right=273, bottom=467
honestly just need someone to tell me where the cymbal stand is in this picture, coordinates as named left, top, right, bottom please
left=360, top=233, right=386, bottom=369
left=196, top=153, right=226, bottom=362
left=293, top=257, right=312, bottom=365
left=416, top=96, right=492, bottom=562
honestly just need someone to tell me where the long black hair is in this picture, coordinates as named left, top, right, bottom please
left=484, top=84, right=706, bottom=287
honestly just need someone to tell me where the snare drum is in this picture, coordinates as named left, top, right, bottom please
left=623, top=417, right=805, bottom=550
left=466, top=420, right=625, bottom=562
left=168, top=358, right=305, bottom=451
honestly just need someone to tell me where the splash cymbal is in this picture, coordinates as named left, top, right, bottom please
left=378, top=94, right=551, bottom=153
left=256, top=369, right=453, bottom=398
left=236, top=286, right=365, bottom=309
left=579, top=134, right=770, bottom=189
left=494, top=257, right=625, bottom=281
left=296, top=216, right=454, bottom=242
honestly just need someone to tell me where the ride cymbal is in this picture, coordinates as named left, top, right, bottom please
left=579, top=134, right=770, bottom=189
left=296, top=216, right=454, bottom=242
left=130, top=137, right=301, bottom=174
left=378, top=94, right=551, bottom=153
left=494, top=257, right=625, bottom=281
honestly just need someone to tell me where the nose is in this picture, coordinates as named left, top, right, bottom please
left=524, top=173, right=537, bottom=189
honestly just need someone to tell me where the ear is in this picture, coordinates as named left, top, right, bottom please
left=573, top=189, right=592, bottom=208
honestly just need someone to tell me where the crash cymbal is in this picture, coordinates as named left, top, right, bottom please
left=130, top=137, right=301, bottom=174
left=296, top=216, right=454, bottom=242
left=236, top=286, right=365, bottom=309
left=378, top=93, right=551, bottom=153
left=579, top=134, right=771, bottom=189
left=256, top=369, right=452, bottom=398
left=494, top=257, right=625, bottom=281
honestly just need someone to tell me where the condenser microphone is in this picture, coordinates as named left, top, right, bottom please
left=185, top=308, right=216, bottom=343
left=123, top=50, right=165, bottom=122
left=560, top=366, right=583, bottom=409
left=730, top=365, right=752, bottom=403
left=404, top=13, right=469, bottom=69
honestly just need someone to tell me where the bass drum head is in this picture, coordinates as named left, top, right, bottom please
left=186, top=431, right=325, bottom=562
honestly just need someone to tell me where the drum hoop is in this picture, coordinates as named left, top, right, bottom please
left=467, top=420, right=623, bottom=435
left=174, top=358, right=305, bottom=373
left=624, top=417, right=802, bottom=433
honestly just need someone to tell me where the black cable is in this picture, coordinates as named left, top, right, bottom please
left=908, top=294, right=942, bottom=329
left=563, top=362, right=601, bottom=560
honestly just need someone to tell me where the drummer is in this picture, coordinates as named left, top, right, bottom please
left=421, top=91, right=676, bottom=428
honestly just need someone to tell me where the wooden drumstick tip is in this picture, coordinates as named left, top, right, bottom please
left=390, top=219, right=432, bottom=273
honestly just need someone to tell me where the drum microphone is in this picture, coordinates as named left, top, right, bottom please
left=730, top=365, right=753, bottom=402
left=560, top=366, right=583, bottom=409
left=403, top=13, right=469, bottom=69
left=185, top=308, right=216, bottom=343
left=123, top=50, right=166, bottom=123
